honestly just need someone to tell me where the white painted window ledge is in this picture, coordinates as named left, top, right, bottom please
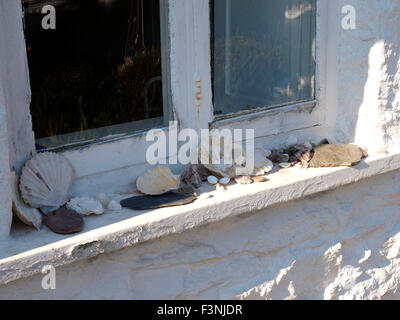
left=1, top=151, right=400, bottom=286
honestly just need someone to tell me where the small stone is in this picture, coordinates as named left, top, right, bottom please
left=309, top=144, right=365, bottom=168
left=219, top=177, right=230, bottom=185
left=279, top=162, right=291, bottom=168
left=278, top=154, right=290, bottom=163
left=45, top=208, right=84, bottom=235
left=252, top=176, right=267, bottom=182
left=215, top=183, right=227, bottom=192
left=207, top=176, right=218, bottom=185
left=286, top=136, right=298, bottom=147
left=304, top=141, right=313, bottom=150
left=120, top=192, right=196, bottom=210
left=235, top=176, right=254, bottom=184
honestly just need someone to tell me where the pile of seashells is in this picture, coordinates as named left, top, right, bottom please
left=16, top=152, right=122, bottom=233
left=14, top=135, right=365, bottom=234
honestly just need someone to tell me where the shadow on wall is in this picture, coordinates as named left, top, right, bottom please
left=330, top=0, right=400, bottom=154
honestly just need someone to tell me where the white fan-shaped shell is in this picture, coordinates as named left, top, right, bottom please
left=19, top=152, right=74, bottom=210
left=136, top=165, right=180, bottom=195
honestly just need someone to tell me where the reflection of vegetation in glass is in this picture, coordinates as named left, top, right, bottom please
left=30, top=49, right=162, bottom=139
left=23, top=0, right=164, bottom=144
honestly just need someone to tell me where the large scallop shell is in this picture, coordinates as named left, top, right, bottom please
left=19, top=152, right=74, bottom=211
left=136, top=165, right=180, bottom=195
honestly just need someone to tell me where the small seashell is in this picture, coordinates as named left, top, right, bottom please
left=219, top=177, right=230, bottom=185
left=207, top=176, right=218, bottom=185
left=66, top=197, right=104, bottom=216
left=107, top=200, right=122, bottom=211
left=279, top=162, right=291, bottom=168
left=136, top=165, right=180, bottom=195
left=94, top=193, right=111, bottom=207
left=252, top=148, right=274, bottom=176
left=215, top=183, right=227, bottom=192
left=19, top=152, right=74, bottom=211
left=252, top=176, right=267, bottom=183
left=235, top=176, right=254, bottom=184
left=286, top=136, right=298, bottom=147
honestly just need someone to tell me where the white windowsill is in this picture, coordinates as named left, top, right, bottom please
left=1, top=150, right=400, bottom=286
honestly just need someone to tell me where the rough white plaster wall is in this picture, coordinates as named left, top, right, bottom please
left=1, top=170, right=400, bottom=300
left=0, top=1, right=35, bottom=172
left=329, top=0, right=400, bottom=154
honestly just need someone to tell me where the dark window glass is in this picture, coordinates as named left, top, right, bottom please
left=23, top=0, right=169, bottom=150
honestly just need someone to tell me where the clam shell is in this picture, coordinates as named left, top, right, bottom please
left=107, top=200, right=122, bottom=211
left=136, top=165, right=180, bottom=195
left=279, top=162, right=291, bottom=168
left=207, top=176, right=218, bottom=185
left=19, top=152, right=74, bottom=211
left=219, top=177, right=230, bottom=185
left=251, top=148, right=274, bottom=176
left=67, top=197, right=104, bottom=216
left=94, top=193, right=111, bottom=207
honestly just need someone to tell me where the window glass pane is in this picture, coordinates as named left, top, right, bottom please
left=211, top=0, right=316, bottom=116
left=23, top=0, right=170, bottom=150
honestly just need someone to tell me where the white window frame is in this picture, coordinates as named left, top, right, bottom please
left=2, top=0, right=329, bottom=195
left=207, top=0, right=328, bottom=140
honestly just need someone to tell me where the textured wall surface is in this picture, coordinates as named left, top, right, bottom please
left=0, top=1, right=35, bottom=173
left=328, top=0, right=400, bottom=154
left=1, top=169, right=400, bottom=300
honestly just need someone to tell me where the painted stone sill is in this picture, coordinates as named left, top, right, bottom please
left=1, top=151, right=400, bottom=286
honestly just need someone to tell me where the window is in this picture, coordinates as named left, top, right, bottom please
left=9, top=0, right=324, bottom=189
left=211, top=0, right=316, bottom=117
left=23, top=0, right=171, bottom=150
